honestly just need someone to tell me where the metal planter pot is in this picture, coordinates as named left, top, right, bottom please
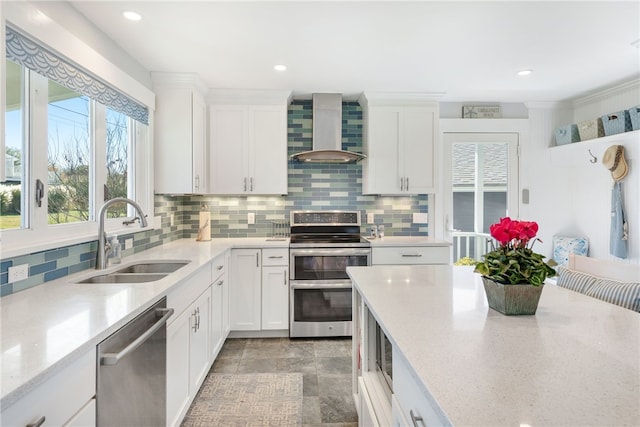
left=481, top=276, right=544, bottom=315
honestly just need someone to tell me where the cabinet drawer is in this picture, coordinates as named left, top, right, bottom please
left=2, top=348, right=96, bottom=427
left=167, top=263, right=213, bottom=320
left=372, top=246, right=449, bottom=265
left=392, top=350, right=450, bottom=427
left=211, top=253, right=226, bottom=282
left=262, top=248, right=289, bottom=266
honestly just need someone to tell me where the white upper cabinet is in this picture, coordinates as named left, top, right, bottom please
left=209, top=90, right=291, bottom=195
left=360, top=93, right=439, bottom=195
left=153, top=73, right=208, bottom=194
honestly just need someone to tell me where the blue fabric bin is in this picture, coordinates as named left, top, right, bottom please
left=602, top=110, right=632, bottom=136
left=554, top=124, right=580, bottom=145
left=628, top=105, right=640, bottom=131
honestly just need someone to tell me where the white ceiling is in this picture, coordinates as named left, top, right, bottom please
left=68, top=1, right=640, bottom=103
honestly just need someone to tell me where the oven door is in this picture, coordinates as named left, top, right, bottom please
left=290, top=247, right=371, bottom=281
left=290, top=281, right=353, bottom=337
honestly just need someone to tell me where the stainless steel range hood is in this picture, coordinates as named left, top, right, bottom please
left=290, top=93, right=366, bottom=163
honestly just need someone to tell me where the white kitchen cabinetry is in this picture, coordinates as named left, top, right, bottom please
left=372, top=245, right=450, bottom=265
left=153, top=73, right=208, bottom=194
left=166, top=263, right=213, bottom=427
left=261, top=248, right=289, bottom=330
left=229, top=249, right=262, bottom=330
left=1, top=348, right=96, bottom=427
left=210, top=252, right=229, bottom=359
left=359, top=94, right=439, bottom=195
left=210, top=104, right=288, bottom=195
left=392, top=349, right=450, bottom=427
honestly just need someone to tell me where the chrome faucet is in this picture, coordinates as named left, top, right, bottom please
left=96, top=197, right=148, bottom=270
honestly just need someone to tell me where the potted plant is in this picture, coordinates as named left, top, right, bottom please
left=474, top=217, right=556, bottom=315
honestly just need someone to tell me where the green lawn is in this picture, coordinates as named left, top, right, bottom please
left=0, top=215, right=21, bottom=229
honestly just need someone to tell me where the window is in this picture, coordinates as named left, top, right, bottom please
left=1, top=25, right=153, bottom=254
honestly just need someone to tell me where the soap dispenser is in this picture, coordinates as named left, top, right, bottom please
left=109, top=235, right=122, bottom=265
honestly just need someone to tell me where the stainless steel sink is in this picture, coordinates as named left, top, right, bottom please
left=78, top=273, right=168, bottom=284
left=115, top=261, right=188, bottom=274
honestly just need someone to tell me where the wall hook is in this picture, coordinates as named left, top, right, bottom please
left=588, top=149, right=597, bottom=164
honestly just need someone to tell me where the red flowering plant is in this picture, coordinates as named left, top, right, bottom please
left=474, top=217, right=556, bottom=286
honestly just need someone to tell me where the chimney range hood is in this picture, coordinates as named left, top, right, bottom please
left=290, top=93, right=366, bottom=163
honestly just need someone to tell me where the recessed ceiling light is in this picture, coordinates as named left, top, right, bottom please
left=517, top=69, right=533, bottom=76
left=123, top=11, right=142, bottom=21
left=274, top=64, right=287, bottom=72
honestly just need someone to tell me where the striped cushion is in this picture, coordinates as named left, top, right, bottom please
left=556, top=266, right=598, bottom=294
left=586, top=280, right=640, bottom=312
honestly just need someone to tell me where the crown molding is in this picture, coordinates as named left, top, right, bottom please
left=151, top=72, right=208, bottom=94
left=572, top=78, right=640, bottom=107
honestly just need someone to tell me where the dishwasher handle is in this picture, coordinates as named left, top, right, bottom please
left=100, top=307, right=174, bottom=366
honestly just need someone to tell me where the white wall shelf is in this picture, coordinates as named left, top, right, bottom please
left=549, top=130, right=639, bottom=168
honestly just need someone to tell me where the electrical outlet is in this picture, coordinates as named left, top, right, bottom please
left=8, top=264, right=29, bottom=283
left=247, top=212, right=255, bottom=225
left=412, top=212, right=428, bottom=224
left=125, top=239, right=133, bottom=250
left=170, top=213, right=175, bottom=226
left=367, top=213, right=374, bottom=223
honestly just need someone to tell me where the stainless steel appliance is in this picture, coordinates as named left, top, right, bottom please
left=97, top=298, right=174, bottom=427
left=289, top=211, right=371, bottom=337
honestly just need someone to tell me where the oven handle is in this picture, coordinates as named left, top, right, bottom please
left=289, top=248, right=372, bottom=257
left=290, top=281, right=353, bottom=290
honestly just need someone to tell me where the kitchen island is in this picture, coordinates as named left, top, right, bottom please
left=348, top=265, right=640, bottom=426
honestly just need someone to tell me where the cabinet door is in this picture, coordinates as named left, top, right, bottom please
left=358, top=377, right=380, bottom=427
left=230, top=249, right=262, bottom=330
left=261, top=266, right=289, bottom=330
left=166, top=309, right=190, bottom=427
left=250, top=106, right=288, bottom=195
left=211, top=277, right=224, bottom=358
left=64, top=399, right=96, bottom=427
left=190, top=290, right=211, bottom=393
left=192, top=91, right=207, bottom=194
left=364, top=107, right=402, bottom=194
left=210, top=105, right=247, bottom=194
left=154, top=88, right=195, bottom=194
left=222, top=251, right=231, bottom=336
left=402, top=108, right=436, bottom=194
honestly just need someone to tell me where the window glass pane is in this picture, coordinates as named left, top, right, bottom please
left=105, top=107, right=130, bottom=218
left=2, top=59, right=25, bottom=230
left=47, top=80, right=90, bottom=225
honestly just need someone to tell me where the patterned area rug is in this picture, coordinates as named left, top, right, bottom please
left=181, top=373, right=303, bottom=427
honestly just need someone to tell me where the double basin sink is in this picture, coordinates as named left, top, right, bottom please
left=78, top=261, right=189, bottom=284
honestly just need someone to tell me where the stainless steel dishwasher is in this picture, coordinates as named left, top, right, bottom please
left=97, top=298, right=174, bottom=427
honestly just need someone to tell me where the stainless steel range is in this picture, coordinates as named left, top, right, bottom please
left=289, top=211, right=371, bottom=338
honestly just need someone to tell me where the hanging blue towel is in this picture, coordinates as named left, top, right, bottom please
left=610, top=181, right=628, bottom=259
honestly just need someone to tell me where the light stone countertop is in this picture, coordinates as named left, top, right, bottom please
left=347, top=265, right=640, bottom=426
left=0, top=237, right=288, bottom=411
left=366, top=236, right=451, bottom=247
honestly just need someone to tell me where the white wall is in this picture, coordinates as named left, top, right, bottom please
left=523, top=81, right=640, bottom=265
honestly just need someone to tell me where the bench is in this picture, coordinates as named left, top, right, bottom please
left=556, top=254, right=640, bottom=312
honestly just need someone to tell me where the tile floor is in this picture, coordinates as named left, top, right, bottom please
left=204, top=337, right=358, bottom=427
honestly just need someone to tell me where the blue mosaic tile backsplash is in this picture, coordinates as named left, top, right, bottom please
left=0, top=100, right=429, bottom=296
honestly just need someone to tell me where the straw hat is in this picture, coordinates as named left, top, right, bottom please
left=602, top=145, right=628, bottom=181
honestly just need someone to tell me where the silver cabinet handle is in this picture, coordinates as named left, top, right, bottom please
left=284, top=270, right=287, bottom=285
left=400, top=177, right=404, bottom=191
left=243, top=177, right=247, bottom=192
left=195, top=174, right=199, bottom=190
left=406, top=177, right=409, bottom=191
left=250, top=177, right=254, bottom=191
left=26, top=416, right=46, bottom=427
left=256, top=252, right=260, bottom=267
left=216, top=265, right=224, bottom=271
left=268, top=255, right=283, bottom=259
left=402, top=254, right=423, bottom=257
left=410, top=410, right=425, bottom=427
left=216, top=279, right=224, bottom=286
left=192, top=309, right=198, bottom=332
left=196, top=307, right=200, bottom=331
left=101, top=308, right=174, bottom=366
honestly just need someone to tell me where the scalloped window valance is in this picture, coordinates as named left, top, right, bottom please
left=5, top=25, right=149, bottom=125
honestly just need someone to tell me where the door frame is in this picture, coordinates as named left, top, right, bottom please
left=432, top=118, right=528, bottom=242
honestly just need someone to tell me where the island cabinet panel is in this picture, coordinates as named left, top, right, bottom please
left=372, top=245, right=450, bottom=265
left=1, top=348, right=96, bottom=427
left=392, top=349, right=450, bottom=427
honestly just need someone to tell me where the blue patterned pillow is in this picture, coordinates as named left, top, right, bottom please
left=552, top=236, right=589, bottom=267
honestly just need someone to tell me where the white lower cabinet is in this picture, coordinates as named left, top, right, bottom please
left=230, top=248, right=289, bottom=332
left=372, top=245, right=450, bottom=265
left=166, top=262, right=213, bottom=427
left=1, top=348, right=96, bottom=427
left=393, top=349, right=450, bottom=427
left=210, top=252, right=229, bottom=359
left=359, top=377, right=380, bottom=427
